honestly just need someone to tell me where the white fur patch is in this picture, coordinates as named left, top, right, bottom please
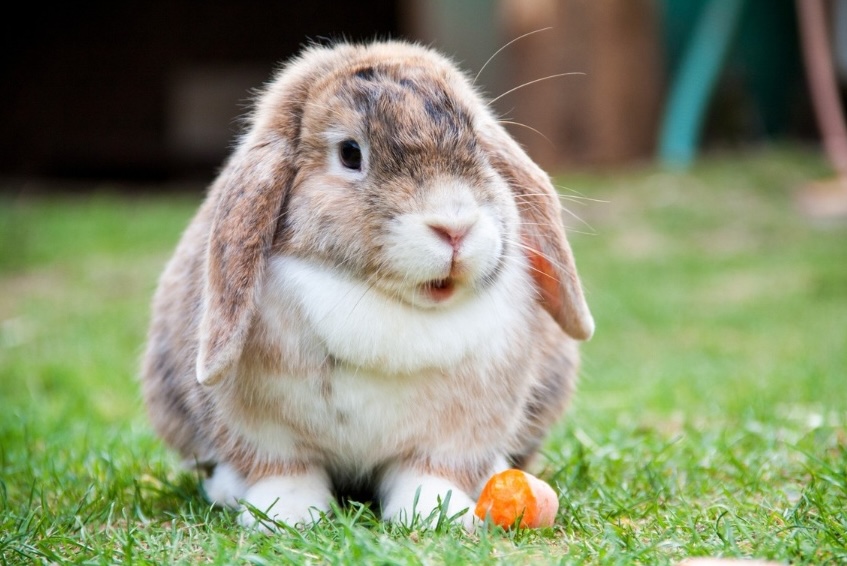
left=238, top=470, right=333, bottom=532
left=380, top=467, right=478, bottom=532
left=203, top=462, right=247, bottom=509
left=267, top=252, right=532, bottom=374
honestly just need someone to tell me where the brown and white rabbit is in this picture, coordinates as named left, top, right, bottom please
left=141, top=40, right=594, bottom=531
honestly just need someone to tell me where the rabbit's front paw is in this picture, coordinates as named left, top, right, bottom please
left=239, top=472, right=333, bottom=532
left=381, top=469, right=479, bottom=532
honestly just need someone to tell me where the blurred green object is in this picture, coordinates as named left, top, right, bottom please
left=658, top=0, right=801, bottom=168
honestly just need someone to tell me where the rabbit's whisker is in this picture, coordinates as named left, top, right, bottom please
left=510, top=192, right=596, bottom=233
left=506, top=237, right=554, bottom=266
left=512, top=191, right=606, bottom=206
left=505, top=239, right=560, bottom=283
left=474, top=27, right=553, bottom=86
left=554, top=185, right=609, bottom=203
left=498, top=120, right=552, bottom=145
left=556, top=206, right=595, bottom=234
left=488, top=72, right=586, bottom=106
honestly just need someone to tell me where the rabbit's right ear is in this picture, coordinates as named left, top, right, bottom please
left=195, top=51, right=326, bottom=386
left=195, top=140, right=294, bottom=386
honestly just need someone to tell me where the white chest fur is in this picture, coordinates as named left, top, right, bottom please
left=270, top=255, right=532, bottom=372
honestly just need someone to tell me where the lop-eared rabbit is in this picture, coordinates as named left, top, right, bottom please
left=142, top=40, right=594, bottom=531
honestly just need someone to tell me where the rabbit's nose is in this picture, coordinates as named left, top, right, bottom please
left=428, top=222, right=473, bottom=251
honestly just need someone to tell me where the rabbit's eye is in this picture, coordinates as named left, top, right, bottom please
left=339, top=140, right=362, bottom=171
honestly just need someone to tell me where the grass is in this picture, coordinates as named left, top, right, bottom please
left=1, top=145, right=845, bottom=564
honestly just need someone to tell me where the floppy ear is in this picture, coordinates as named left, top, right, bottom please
left=480, top=121, right=595, bottom=340
left=194, top=42, right=359, bottom=386
left=194, top=139, right=295, bottom=386
left=194, top=49, right=328, bottom=386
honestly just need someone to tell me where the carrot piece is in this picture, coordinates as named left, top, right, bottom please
left=475, top=469, right=558, bottom=529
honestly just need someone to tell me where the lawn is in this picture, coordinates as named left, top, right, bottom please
left=1, top=146, right=845, bottom=564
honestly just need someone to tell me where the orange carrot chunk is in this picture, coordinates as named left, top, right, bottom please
left=474, top=469, right=559, bottom=529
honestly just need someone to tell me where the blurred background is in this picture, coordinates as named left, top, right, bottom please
left=0, top=0, right=827, bottom=189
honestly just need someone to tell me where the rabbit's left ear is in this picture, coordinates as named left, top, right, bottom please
left=479, top=121, right=595, bottom=340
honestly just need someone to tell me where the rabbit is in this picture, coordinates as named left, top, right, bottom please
left=140, top=39, right=594, bottom=532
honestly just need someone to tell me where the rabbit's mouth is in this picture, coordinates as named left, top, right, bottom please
left=421, top=277, right=456, bottom=302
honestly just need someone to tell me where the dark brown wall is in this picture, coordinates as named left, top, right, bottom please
left=1, top=2, right=399, bottom=183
